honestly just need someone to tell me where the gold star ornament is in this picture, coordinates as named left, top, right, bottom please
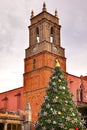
left=55, top=59, right=60, bottom=67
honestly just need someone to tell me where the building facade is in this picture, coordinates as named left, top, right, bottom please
left=0, top=3, right=87, bottom=130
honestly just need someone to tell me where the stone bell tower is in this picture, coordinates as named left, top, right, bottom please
left=23, top=3, right=66, bottom=124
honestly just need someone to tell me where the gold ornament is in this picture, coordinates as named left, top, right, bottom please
left=58, top=111, right=62, bottom=115
left=71, top=120, right=75, bottom=124
left=58, top=79, right=61, bottom=82
left=56, top=96, right=58, bottom=99
left=55, top=59, right=60, bottom=67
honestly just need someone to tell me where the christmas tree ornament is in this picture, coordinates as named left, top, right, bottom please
left=55, top=96, right=58, bottom=99
left=62, top=86, right=66, bottom=89
left=52, top=82, right=56, bottom=86
left=42, top=126, right=46, bottom=130
left=50, top=107, right=53, bottom=111
left=52, top=76, right=55, bottom=80
left=71, top=120, right=75, bottom=124
left=46, top=119, right=51, bottom=124
left=38, top=113, right=42, bottom=117
left=62, top=116, right=64, bottom=118
left=72, top=113, right=75, bottom=116
left=55, top=75, right=58, bottom=80
left=59, top=123, right=64, bottom=128
left=62, top=108, right=66, bottom=112
left=58, top=111, right=62, bottom=115
left=43, top=111, right=47, bottom=116
left=58, top=79, right=61, bottom=82
left=69, top=100, right=73, bottom=104
left=53, top=110, right=57, bottom=115
left=77, top=112, right=81, bottom=116
left=53, top=98, right=57, bottom=103
left=69, top=108, right=73, bottom=112
left=73, top=118, right=77, bottom=123
left=65, top=100, right=68, bottom=104
left=60, top=74, right=64, bottom=79
left=44, top=96, right=48, bottom=100
left=59, top=86, right=62, bottom=90
left=53, top=88, right=58, bottom=92
left=66, top=116, right=71, bottom=121
left=46, top=103, right=50, bottom=108
left=75, top=128, right=79, bottom=130
left=58, top=99, right=62, bottom=103
left=53, top=121, right=56, bottom=124
left=80, top=122, right=83, bottom=126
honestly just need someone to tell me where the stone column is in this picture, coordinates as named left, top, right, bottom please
left=4, top=123, right=7, bottom=130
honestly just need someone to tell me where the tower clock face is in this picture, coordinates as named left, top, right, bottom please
left=53, top=46, right=58, bottom=52
left=32, top=47, right=37, bottom=52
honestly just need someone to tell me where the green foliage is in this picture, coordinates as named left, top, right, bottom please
left=35, top=66, right=86, bottom=130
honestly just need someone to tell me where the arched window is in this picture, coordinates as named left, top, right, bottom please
left=80, top=88, right=83, bottom=102
left=50, top=27, right=54, bottom=43
left=77, top=88, right=83, bottom=102
left=80, top=83, right=84, bottom=102
left=33, top=59, right=36, bottom=70
left=36, top=27, right=40, bottom=43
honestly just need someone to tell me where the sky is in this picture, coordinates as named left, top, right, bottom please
left=0, top=0, right=87, bottom=92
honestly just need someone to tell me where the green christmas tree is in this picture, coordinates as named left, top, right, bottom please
left=35, top=60, right=86, bottom=130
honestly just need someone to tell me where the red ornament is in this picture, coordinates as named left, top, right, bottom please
left=75, top=128, right=79, bottom=130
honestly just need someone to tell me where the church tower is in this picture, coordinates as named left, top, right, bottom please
left=23, top=3, right=66, bottom=123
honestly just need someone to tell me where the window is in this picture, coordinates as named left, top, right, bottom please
left=50, top=36, right=53, bottom=43
left=7, top=124, right=21, bottom=130
left=15, top=93, right=21, bottom=110
left=33, top=59, right=36, bottom=70
left=50, top=27, right=54, bottom=43
left=77, top=87, right=83, bottom=102
left=36, top=27, right=40, bottom=43
left=2, top=96, right=8, bottom=110
left=80, top=83, right=84, bottom=102
left=12, top=124, right=16, bottom=130
left=80, top=89, right=83, bottom=102
left=7, top=124, right=11, bottom=130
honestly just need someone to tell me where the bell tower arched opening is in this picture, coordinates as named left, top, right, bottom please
left=50, top=27, right=54, bottom=43
left=36, top=27, right=40, bottom=43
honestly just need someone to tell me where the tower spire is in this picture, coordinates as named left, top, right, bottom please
left=55, top=9, right=58, bottom=17
left=31, top=10, right=34, bottom=18
left=42, top=2, right=47, bottom=12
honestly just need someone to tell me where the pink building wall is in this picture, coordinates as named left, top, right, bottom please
left=67, top=74, right=87, bottom=105
left=0, top=87, right=23, bottom=112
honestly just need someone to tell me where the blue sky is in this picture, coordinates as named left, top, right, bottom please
left=0, top=0, right=87, bottom=92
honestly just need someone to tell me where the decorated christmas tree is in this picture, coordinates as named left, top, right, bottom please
left=35, top=59, right=86, bottom=130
